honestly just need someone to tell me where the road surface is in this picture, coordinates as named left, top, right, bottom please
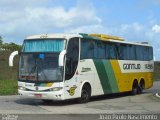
left=0, top=81, right=160, bottom=120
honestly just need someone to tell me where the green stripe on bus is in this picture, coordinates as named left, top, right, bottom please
left=93, top=60, right=112, bottom=93
left=102, top=60, right=119, bottom=93
left=93, top=60, right=119, bottom=94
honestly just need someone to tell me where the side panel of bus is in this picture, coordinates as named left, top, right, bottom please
left=63, top=37, right=154, bottom=99
left=92, top=60, right=153, bottom=94
left=63, top=59, right=153, bottom=99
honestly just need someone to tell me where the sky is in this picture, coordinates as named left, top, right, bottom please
left=0, top=0, right=160, bottom=60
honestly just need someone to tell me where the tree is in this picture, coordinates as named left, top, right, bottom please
left=0, top=36, right=3, bottom=45
left=0, top=36, right=22, bottom=51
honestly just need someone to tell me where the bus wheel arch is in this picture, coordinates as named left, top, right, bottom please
left=78, top=82, right=91, bottom=103
left=131, top=79, right=138, bottom=95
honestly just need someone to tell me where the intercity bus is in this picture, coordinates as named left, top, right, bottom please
left=9, top=33, right=154, bottom=103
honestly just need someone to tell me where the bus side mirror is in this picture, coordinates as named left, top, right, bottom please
left=9, top=51, right=19, bottom=67
left=59, top=50, right=66, bottom=67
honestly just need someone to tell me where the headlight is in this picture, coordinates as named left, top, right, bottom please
left=18, top=86, right=26, bottom=91
left=49, top=87, right=63, bottom=91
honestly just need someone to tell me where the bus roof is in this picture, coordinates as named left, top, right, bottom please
left=25, top=33, right=151, bottom=47
left=26, top=33, right=82, bottom=40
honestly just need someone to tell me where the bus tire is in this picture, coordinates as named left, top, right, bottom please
left=138, top=80, right=145, bottom=94
left=78, top=84, right=91, bottom=103
left=132, top=80, right=138, bottom=95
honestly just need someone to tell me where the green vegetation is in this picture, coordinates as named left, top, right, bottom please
left=0, top=51, right=19, bottom=80
left=0, top=50, right=19, bottom=95
left=0, top=35, right=22, bottom=51
left=0, top=80, right=18, bottom=95
left=0, top=36, right=20, bottom=95
left=154, top=61, right=160, bottom=81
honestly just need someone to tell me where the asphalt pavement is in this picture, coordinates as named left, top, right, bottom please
left=0, top=81, right=160, bottom=120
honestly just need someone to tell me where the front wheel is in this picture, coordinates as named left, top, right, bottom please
left=78, top=85, right=91, bottom=103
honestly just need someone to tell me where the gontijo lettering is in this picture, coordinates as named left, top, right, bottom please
left=123, top=64, right=141, bottom=70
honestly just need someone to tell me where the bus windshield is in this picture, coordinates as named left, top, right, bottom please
left=19, top=39, right=65, bottom=82
left=19, top=52, right=63, bottom=82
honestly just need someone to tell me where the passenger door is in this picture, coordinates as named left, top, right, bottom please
left=64, top=38, right=80, bottom=99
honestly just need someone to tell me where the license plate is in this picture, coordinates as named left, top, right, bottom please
left=34, top=94, right=42, bottom=97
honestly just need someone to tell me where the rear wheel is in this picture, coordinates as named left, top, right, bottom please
left=78, top=84, right=91, bottom=103
left=132, top=81, right=138, bottom=95
left=138, top=80, right=145, bottom=94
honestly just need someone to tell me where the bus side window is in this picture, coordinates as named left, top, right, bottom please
left=65, top=38, right=79, bottom=80
left=136, top=46, right=143, bottom=60
left=81, top=39, right=95, bottom=59
left=96, top=41, right=105, bottom=59
left=87, top=40, right=94, bottom=58
left=117, top=44, right=123, bottom=60
left=130, top=45, right=136, bottom=60
left=143, top=46, right=149, bottom=60
left=149, top=47, right=153, bottom=60
left=105, top=44, right=110, bottom=59
left=109, top=44, right=117, bottom=59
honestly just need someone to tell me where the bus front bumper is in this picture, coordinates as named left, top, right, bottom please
left=18, top=90, right=64, bottom=100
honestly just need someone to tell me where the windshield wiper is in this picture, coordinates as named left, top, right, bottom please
left=29, top=65, right=36, bottom=75
left=37, top=61, right=47, bottom=80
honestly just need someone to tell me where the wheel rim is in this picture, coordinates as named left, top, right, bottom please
left=81, top=89, right=89, bottom=101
